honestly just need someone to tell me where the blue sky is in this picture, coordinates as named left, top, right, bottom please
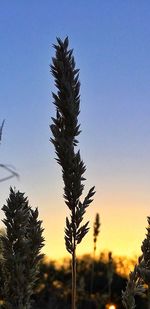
left=0, top=1, right=150, bottom=259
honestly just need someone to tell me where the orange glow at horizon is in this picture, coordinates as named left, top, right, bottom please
left=40, top=190, right=149, bottom=263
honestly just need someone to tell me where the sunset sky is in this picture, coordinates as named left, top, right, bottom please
left=1, top=1, right=150, bottom=261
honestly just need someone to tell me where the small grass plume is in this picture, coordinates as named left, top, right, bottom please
left=122, top=264, right=145, bottom=309
left=93, top=213, right=100, bottom=255
left=122, top=217, right=150, bottom=309
left=0, top=187, right=44, bottom=309
left=90, top=213, right=100, bottom=295
left=50, top=37, right=95, bottom=309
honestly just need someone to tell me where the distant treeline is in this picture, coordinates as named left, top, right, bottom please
left=0, top=254, right=146, bottom=309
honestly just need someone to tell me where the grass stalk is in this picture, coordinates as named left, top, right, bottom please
left=50, top=37, right=95, bottom=309
left=122, top=217, right=150, bottom=308
left=90, top=213, right=100, bottom=296
left=0, top=187, right=44, bottom=309
left=72, top=245, right=76, bottom=309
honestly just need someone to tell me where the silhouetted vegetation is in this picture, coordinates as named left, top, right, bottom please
left=16, top=255, right=148, bottom=309
left=50, top=37, right=95, bottom=308
left=0, top=188, right=44, bottom=309
left=1, top=36, right=150, bottom=309
left=0, top=252, right=146, bottom=309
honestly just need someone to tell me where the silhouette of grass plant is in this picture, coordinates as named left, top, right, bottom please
left=0, top=187, right=44, bottom=309
left=90, top=213, right=100, bottom=295
left=122, top=217, right=150, bottom=309
left=50, top=37, right=95, bottom=309
left=93, top=213, right=100, bottom=256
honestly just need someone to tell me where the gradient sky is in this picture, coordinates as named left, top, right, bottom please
left=0, top=1, right=150, bottom=261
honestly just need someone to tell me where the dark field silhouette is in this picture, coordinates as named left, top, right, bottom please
left=1, top=254, right=146, bottom=309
